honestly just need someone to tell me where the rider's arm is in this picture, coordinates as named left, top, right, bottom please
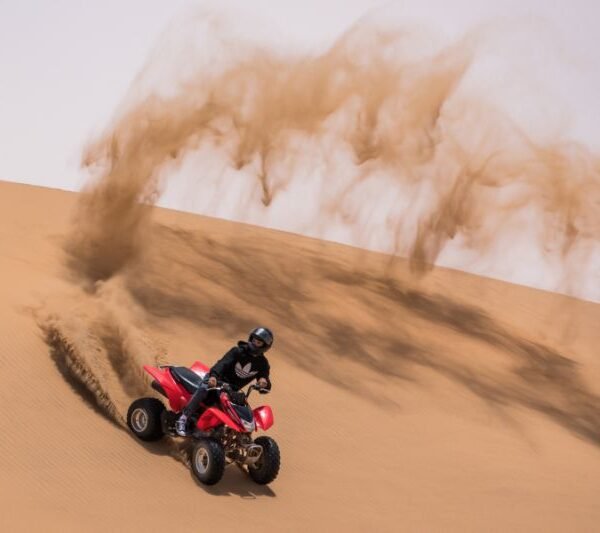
left=209, top=347, right=238, bottom=380
left=256, top=359, right=272, bottom=390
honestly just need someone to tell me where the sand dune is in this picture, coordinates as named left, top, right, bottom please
left=0, top=180, right=599, bottom=532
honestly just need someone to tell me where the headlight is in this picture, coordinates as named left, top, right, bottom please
left=241, top=418, right=256, bottom=432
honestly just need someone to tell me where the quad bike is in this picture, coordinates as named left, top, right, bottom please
left=126, top=361, right=280, bottom=486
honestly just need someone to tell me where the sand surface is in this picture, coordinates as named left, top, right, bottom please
left=0, top=180, right=599, bottom=532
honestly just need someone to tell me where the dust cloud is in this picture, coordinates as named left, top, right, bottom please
left=41, top=13, right=600, bottom=450
left=65, top=15, right=599, bottom=300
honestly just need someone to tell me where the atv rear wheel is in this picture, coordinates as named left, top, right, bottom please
left=127, top=398, right=165, bottom=442
left=191, top=438, right=225, bottom=485
left=248, top=436, right=280, bottom=485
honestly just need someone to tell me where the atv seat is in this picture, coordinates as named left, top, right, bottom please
left=170, top=366, right=204, bottom=394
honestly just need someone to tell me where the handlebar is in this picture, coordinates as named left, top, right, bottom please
left=205, top=382, right=269, bottom=398
left=246, top=383, right=270, bottom=398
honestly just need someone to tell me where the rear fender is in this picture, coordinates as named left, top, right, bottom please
left=197, top=407, right=243, bottom=432
left=253, top=405, right=274, bottom=431
left=143, top=365, right=191, bottom=412
left=190, top=361, right=210, bottom=377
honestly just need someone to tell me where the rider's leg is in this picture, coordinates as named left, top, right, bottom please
left=176, top=384, right=208, bottom=436
left=183, top=384, right=209, bottom=417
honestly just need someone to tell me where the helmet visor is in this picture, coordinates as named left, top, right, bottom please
left=252, top=327, right=273, bottom=346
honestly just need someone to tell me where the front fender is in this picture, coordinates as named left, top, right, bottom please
left=197, top=407, right=243, bottom=432
left=253, top=405, right=274, bottom=431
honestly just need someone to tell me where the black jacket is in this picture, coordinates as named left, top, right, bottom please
left=209, top=341, right=272, bottom=391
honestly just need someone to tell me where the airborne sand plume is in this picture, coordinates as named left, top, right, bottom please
left=45, top=15, right=600, bottom=466
left=67, top=15, right=600, bottom=300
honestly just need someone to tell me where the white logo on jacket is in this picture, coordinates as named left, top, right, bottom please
left=235, top=362, right=258, bottom=379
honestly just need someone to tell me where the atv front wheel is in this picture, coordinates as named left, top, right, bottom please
left=248, top=436, right=280, bottom=485
left=127, top=398, right=165, bottom=442
left=191, top=438, right=225, bottom=485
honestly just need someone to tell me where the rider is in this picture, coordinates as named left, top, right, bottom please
left=176, top=327, right=274, bottom=436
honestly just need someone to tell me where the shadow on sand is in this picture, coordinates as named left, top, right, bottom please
left=115, top=224, right=600, bottom=448
left=56, top=219, right=600, bottom=449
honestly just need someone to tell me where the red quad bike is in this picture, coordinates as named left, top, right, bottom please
left=126, top=361, right=280, bottom=486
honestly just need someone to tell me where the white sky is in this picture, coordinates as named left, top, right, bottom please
left=0, top=0, right=384, bottom=188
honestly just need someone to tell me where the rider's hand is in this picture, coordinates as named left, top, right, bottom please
left=257, top=378, right=268, bottom=389
left=207, top=376, right=218, bottom=388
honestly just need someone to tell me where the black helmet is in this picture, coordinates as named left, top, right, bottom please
left=248, top=327, right=274, bottom=354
